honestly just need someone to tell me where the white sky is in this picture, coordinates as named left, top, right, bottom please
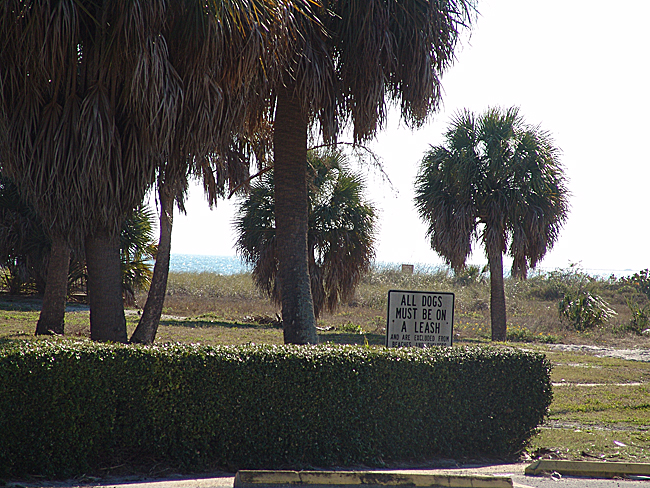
left=168, top=0, right=650, bottom=274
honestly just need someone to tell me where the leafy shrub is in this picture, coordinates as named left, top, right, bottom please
left=452, top=265, right=488, bottom=286
left=524, top=264, right=592, bottom=301
left=505, top=326, right=559, bottom=344
left=620, top=269, right=650, bottom=300
left=558, top=290, right=617, bottom=331
left=624, top=298, right=650, bottom=334
left=506, top=326, right=534, bottom=342
left=0, top=342, right=552, bottom=478
left=336, top=322, right=364, bottom=334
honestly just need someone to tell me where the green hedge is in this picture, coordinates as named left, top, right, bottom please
left=0, top=342, right=552, bottom=478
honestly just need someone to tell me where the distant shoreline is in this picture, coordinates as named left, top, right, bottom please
left=169, top=253, right=637, bottom=278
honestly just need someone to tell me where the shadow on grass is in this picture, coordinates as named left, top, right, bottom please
left=0, top=337, right=18, bottom=347
left=0, top=294, right=89, bottom=313
left=159, top=319, right=281, bottom=330
left=0, top=295, right=43, bottom=312
left=455, top=337, right=491, bottom=345
left=159, top=319, right=387, bottom=346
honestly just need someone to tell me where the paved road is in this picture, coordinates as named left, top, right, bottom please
left=396, top=464, right=650, bottom=488
left=7, top=463, right=649, bottom=488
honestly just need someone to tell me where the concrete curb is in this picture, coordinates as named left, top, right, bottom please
left=233, top=470, right=513, bottom=488
left=525, top=460, right=650, bottom=479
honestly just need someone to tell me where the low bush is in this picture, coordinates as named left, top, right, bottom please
left=0, top=342, right=552, bottom=478
left=558, top=290, right=617, bottom=331
left=619, top=269, right=650, bottom=300
left=621, top=298, right=650, bottom=334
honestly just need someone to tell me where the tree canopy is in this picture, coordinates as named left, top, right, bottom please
left=0, top=0, right=309, bottom=340
left=414, top=106, right=569, bottom=340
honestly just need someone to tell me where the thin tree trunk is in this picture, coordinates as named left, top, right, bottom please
left=85, top=227, right=128, bottom=343
left=487, top=242, right=507, bottom=341
left=130, top=182, right=174, bottom=344
left=273, top=82, right=317, bottom=344
left=35, top=236, right=71, bottom=335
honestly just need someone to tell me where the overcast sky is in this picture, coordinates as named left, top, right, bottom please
left=167, top=0, right=650, bottom=274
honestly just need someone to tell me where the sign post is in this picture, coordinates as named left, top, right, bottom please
left=385, top=290, right=454, bottom=347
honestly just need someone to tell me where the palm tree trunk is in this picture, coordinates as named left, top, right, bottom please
left=130, top=182, right=174, bottom=344
left=35, top=236, right=71, bottom=335
left=85, top=227, right=128, bottom=343
left=273, top=82, right=317, bottom=344
left=487, top=242, right=507, bottom=341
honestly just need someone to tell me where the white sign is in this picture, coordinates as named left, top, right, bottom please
left=386, top=290, right=455, bottom=347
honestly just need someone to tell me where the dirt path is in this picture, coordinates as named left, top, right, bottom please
left=543, top=344, right=650, bottom=362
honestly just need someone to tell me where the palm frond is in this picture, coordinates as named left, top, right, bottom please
left=235, top=147, right=376, bottom=317
left=415, top=106, right=569, bottom=278
left=0, top=0, right=294, bottom=252
left=269, top=0, right=476, bottom=144
left=414, top=146, right=476, bottom=271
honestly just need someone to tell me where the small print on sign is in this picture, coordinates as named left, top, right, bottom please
left=386, top=290, right=454, bottom=347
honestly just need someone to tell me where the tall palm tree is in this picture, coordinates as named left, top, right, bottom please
left=270, top=0, right=475, bottom=343
left=128, top=0, right=277, bottom=344
left=0, top=0, right=177, bottom=341
left=0, top=0, right=302, bottom=342
left=235, top=148, right=376, bottom=319
left=414, top=107, right=570, bottom=341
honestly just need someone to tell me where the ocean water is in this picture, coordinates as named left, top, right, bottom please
left=169, top=254, right=636, bottom=279
left=170, top=254, right=252, bottom=274
left=169, top=254, right=448, bottom=275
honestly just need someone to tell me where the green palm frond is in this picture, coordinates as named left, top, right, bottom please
left=414, top=145, right=477, bottom=271
left=120, top=206, right=158, bottom=301
left=415, top=106, right=570, bottom=278
left=235, top=147, right=376, bottom=317
left=120, top=206, right=157, bottom=264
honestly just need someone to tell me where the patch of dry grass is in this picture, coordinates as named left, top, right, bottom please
left=3, top=266, right=649, bottom=348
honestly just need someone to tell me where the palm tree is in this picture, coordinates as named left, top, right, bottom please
left=128, top=1, right=276, bottom=344
left=0, top=0, right=175, bottom=341
left=0, top=0, right=299, bottom=342
left=120, top=206, right=158, bottom=308
left=130, top=0, right=319, bottom=345
left=0, top=176, right=159, bottom=331
left=0, top=177, right=159, bottom=328
left=235, top=148, right=376, bottom=319
left=414, top=107, right=570, bottom=341
left=270, top=0, right=475, bottom=343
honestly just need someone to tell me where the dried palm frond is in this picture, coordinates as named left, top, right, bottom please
left=0, top=0, right=312, bottom=249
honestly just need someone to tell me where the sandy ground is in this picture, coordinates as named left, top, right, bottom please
left=543, top=344, right=650, bottom=362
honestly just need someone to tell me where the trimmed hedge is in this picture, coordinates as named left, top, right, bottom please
left=0, top=342, right=552, bottom=478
